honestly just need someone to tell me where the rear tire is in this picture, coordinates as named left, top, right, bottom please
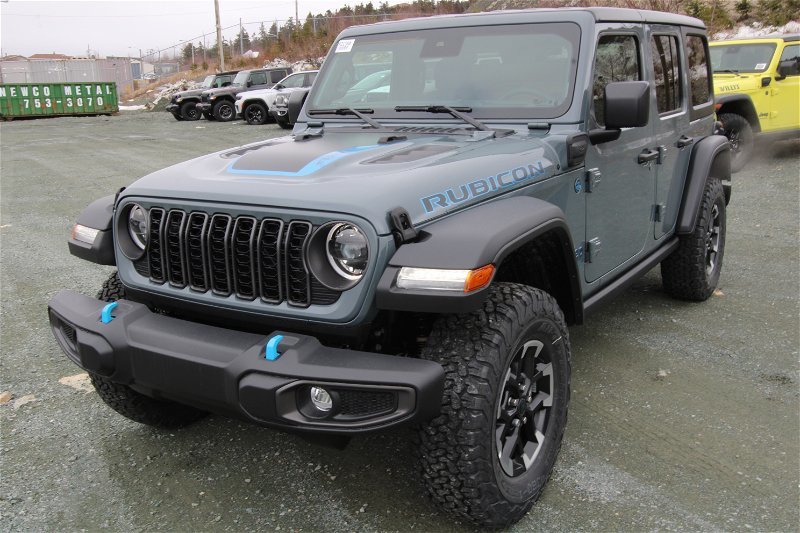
left=414, top=283, right=570, bottom=528
left=661, top=177, right=726, bottom=301
left=719, top=112, right=753, bottom=173
left=91, top=272, right=208, bottom=428
left=244, top=102, right=268, bottom=125
left=180, top=101, right=200, bottom=121
left=212, top=100, right=235, bottom=122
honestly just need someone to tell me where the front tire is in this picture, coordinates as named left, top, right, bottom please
left=91, top=273, right=207, bottom=428
left=212, top=100, right=235, bottom=122
left=415, top=283, right=571, bottom=528
left=244, top=102, right=268, bottom=125
left=180, top=101, right=200, bottom=121
left=719, top=112, right=753, bottom=173
left=661, top=177, right=726, bottom=301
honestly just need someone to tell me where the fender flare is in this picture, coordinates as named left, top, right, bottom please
left=376, top=196, right=582, bottom=322
left=68, top=195, right=115, bottom=265
left=677, top=135, right=731, bottom=234
left=715, top=94, right=760, bottom=131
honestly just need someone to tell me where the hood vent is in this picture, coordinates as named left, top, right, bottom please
left=368, top=144, right=454, bottom=164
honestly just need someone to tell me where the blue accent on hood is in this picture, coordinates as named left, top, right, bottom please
left=100, top=301, right=118, bottom=324
left=265, top=334, right=284, bottom=361
left=227, top=144, right=381, bottom=177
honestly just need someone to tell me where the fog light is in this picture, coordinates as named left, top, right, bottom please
left=310, top=386, right=333, bottom=412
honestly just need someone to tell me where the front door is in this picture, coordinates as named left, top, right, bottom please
left=770, top=43, right=800, bottom=132
left=584, top=27, right=655, bottom=283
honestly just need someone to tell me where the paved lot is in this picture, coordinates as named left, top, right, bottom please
left=1, top=111, right=798, bottom=531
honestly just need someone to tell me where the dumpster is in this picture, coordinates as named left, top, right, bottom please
left=0, top=82, right=118, bottom=119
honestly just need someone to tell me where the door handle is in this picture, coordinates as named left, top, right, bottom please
left=677, top=135, right=694, bottom=148
left=638, top=148, right=660, bottom=164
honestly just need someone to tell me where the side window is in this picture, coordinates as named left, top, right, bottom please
left=306, top=72, right=317, bottom=85
left=651, top=35, right=682, bottom=114
left=281, top=74, right=304, bottom=88
left=779, top=44, right=800, bottom=76
left=249, top=71, right=267, bottom=86
left=270, top=70, right=286, bottom=83
left=592, top=34, right=641, bottom=126
left=685, top=35, right=712, bottom=106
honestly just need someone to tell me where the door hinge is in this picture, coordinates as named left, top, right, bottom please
left=585, top=237, right=602, bottom=263
left=585, top=168, right=601, bottom=192
left=653, top=203, right=666, bottom=222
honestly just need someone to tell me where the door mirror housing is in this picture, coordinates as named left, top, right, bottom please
left=288, top=88, right=311, bottom=125
left=589, top=81, right=651, bottom=145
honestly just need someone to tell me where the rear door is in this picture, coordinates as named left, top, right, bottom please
left=249, top=70, right=269, bottom=89
left=647, top=25, right=690, bottom=239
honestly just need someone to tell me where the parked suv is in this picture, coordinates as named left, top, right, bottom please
left=49, top=8, right=731, bottom=528
left=711, top=34, right=800, bottom=171
left=195, top=67, right=292, bottom=121
left=165, top=71, right=238, bottom=121
left=235, top=70, right=318, bottom=125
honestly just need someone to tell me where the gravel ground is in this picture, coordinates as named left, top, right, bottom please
left=1, top=111, right=798, bottom=531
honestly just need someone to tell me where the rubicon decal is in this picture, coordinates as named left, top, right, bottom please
left=421, top=161, right=547, bottom=213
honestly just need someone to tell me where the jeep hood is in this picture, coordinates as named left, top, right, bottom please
left=173, top=87, right=207, bottom=99
left=121, top=129, right=560, bottom=235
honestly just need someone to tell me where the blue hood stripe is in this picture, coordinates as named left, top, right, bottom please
left=226, top=144, right=380, bottom=177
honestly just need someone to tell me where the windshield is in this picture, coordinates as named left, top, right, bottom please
left=710, top=43, right=777, bottom=72
left=232, top=71, right=249, bottom=86
left=201, top=75, right=215, bottom=89
left=309, top=22, right=581, bottom=120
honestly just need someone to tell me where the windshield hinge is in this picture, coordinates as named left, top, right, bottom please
left=388, top=207, right=418, bottom=246
left=293, top=125, right=324, bottom=141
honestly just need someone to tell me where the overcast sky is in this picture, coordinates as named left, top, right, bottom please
left=1, top=0, right=406, bottom=58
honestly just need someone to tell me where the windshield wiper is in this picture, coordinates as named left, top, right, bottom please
left=394, top=105, right=490, bottom=131
left=714, top=69, right=741, bottom=77
left=307, top=107, right=381, bottom=128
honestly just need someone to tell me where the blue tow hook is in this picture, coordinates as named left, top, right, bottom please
left=100, top=301, right=118, bottom=324
left=265, top=335, right=284, bottom=361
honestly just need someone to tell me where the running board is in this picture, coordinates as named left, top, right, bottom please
left=583, top=237, right=679, bottom=316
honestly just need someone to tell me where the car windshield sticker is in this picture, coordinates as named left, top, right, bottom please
left=335, top=39, right=355, bottom=53
left=755, top=63, right=767, bottom=70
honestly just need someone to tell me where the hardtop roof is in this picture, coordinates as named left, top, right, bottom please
left=339, top=7, right=705, bottom=37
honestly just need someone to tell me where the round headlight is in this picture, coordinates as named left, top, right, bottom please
left=128, top=204, right=148, bottom=250
left=326, top=223, right=368, bottom=279
left=275, top=94, right=287, bottom=106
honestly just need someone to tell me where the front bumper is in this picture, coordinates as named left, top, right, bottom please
left=165, top=103, right=179, bottom=113
left=270, top=108, right=288, bottom=119
left=48, top=290, right=444, bottom=434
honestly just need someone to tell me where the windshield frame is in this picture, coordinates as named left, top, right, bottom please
left=710, top=42, right=777, bottom=73
left=307, top=21, right=582, bottom=121
left=231, top=70, right=250, bottom=87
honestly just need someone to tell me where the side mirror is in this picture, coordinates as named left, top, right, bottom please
left=776, top=59, right=799, bottom=80
left=605, top=81, right=650, bottom=129
left=589, top=81, right=650, bottom=145
left=274, top=84, right=284, bottom=90
left=288, top=88, right=311, bottom=125
left=246, top=80, right=253, bottom=87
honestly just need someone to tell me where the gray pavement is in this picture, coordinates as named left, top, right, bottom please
left=1, top=111, right=798, bottom=531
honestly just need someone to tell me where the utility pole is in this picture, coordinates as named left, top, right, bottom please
left=214, top=0, right=225, bottom=71
left=239, top=18, right=244, bottom=56
left=295, top=0, right=299, bottom=33
left=191, top=43, right=195, bottom=65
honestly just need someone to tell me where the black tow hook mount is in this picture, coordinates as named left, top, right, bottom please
left=388, top=207, right=418, bottom=247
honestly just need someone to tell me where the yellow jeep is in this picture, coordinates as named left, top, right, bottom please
left=711, top=34, right=800, bottom=171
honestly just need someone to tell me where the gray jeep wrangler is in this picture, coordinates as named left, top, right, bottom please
left=49, top=8, right=730, bottom=528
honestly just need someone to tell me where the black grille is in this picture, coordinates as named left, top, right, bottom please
left=338, top=390, right=396, bottom=417
left=140, top=208, right=340, bottom=307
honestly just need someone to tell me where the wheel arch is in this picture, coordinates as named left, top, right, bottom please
left=676, top=135, right=731, bottom=234
left=376, top=196, right=583, bottom=324
left=716, top=95, right=761, bottom=132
